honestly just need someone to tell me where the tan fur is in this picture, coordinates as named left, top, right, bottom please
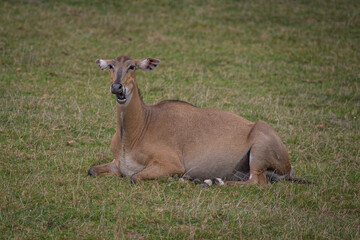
left=88, top=56, right=292, bottom=185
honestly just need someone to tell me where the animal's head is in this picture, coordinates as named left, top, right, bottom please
left=95, top=56, right=160, bottom=105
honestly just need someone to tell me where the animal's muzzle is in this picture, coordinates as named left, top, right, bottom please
left=111, top=83, right=127, bottom=104
left=111, top=83, right=123, bottom=94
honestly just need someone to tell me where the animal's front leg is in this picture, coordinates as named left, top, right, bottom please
left=130, top=158, right=185, bottom=183
left=88, top=159, right=121, bottom=177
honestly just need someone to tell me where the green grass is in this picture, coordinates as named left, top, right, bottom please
left=1, top=0, right=359, bottom=239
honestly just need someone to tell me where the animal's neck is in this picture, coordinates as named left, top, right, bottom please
left=116, top=85, right=149, bottom=148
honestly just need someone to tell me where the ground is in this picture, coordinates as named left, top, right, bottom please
left=0, top=0, right=359, bottom=239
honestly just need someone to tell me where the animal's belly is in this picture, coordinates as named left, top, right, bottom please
left=184, top=159, right=236, bottom=180
left=119, top=154, right=145, bottom=176
left=183, top=146, right=250, bottom=180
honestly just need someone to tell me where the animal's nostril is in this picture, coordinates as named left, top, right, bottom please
left=111, top=83, right=123, bottom=94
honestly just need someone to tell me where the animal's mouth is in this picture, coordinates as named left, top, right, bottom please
left=116, top=89, right=127, bottom=104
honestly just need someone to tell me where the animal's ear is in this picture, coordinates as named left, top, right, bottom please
left=95, top=59, right=111, bottom=71
left=136, top=58, right=160, bottom=71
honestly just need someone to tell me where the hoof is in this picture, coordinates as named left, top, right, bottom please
left=193, top=178, right=201, bottom=184
left=87, top=166, right=96, bottom=177
left=130, top=174, right=137, bottom=184
left=199, top=183, right=210, bottom=188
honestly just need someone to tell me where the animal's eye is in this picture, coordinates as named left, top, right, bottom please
left=109, top=65, right=114, bottom=69
left=128, top=65, right=135, bottom=71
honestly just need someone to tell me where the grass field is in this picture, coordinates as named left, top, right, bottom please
left=1, top=0, right=359, bottom=239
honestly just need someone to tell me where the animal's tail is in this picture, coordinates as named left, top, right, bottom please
left=283, top=177, right=314, bottom=185
left=266, top=166, right=314, bottom=185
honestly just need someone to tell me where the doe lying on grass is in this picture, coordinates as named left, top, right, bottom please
left=88, top=55, right=311, bottom=186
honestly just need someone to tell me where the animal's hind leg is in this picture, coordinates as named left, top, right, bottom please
left=225, top=154, right=268, bottom=186
left=225, top=142, right=277, bottom=186
left=226, top=121, right=291, bottom=186
left=247, top=144, right=271, bottom=185
left=225, top=171, right=267, bottom=186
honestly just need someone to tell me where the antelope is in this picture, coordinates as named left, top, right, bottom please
left=88, top=55, right=310, bottom=186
